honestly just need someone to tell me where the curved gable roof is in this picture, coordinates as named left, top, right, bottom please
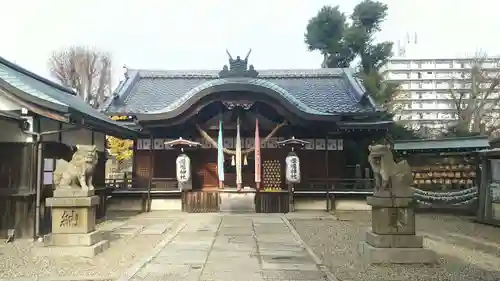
left=102, top=68, right=381, bottom=118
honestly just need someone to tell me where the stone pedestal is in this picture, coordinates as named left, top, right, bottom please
left=359, top=196, right=437, bottom=264
left=35, top=189, right=109, bottom=257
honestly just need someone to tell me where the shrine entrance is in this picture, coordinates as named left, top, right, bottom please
left=119, top=50, right=391, bottom=214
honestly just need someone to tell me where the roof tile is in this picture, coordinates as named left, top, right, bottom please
left=0, top=56, right=136, bottom=136
left=105, top=68, right=378, bottom=116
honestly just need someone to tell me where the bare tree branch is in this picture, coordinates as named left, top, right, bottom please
left=48, top=46, right=112, bottom=108
left=447, top=52, right=500, bottom=137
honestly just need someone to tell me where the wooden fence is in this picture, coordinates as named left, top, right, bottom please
left=255, top=191, right=289, bottom=213
left=181, top=191, right=220, bottom=212
left=104, top=177, right=376, bottom=214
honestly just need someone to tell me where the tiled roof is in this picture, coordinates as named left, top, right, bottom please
left=394, top=136, right=490, bottom=151
left=102, top=68, right=380, bottom=116
left=0, top=56, right=137, bottom=137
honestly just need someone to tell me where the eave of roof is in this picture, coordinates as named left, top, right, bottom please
left=0, top=56, right=138, bottom=138
left=0, top=110, right=22, bottom=121
left=394, top=136, right=490, bottom=151
left=337, top=120, right=393, bottom=129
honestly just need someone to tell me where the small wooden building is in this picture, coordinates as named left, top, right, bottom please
left=394, top=136, right=489, bottom=212
left=101, top=54, right=391, bottom=212
left=0, top=56, right=137, bottom=238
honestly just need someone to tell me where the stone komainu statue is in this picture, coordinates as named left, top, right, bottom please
left=53, top=144, right=98, bottom=190
left=368, top=144, right=413, bottom=197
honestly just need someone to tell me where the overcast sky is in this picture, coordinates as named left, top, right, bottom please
left=1, top=0, right=498, bottom=83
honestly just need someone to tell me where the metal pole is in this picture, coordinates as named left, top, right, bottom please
left=326, top=189, right=330, bottom=211
left=288, top=183, right=294, bottom=213
left=34, top=140, right=43, bottom=239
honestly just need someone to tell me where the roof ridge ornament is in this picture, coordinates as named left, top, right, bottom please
left=219, top=49, right=259, bottom=78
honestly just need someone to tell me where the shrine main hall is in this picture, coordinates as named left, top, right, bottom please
left=101, top=52, right=391, bottom=212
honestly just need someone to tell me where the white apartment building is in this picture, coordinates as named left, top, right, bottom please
left=381, top=56, right=500, bottom=134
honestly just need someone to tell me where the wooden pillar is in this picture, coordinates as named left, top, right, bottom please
left=132, top=141, right=137, bottom=188
left=477, top=155, right=488, bottom=221
left=147, top=136, right=153, bottom=212
left=324, top=136, right=329, bottom=181
left=19, top=143, right=35, bottom=191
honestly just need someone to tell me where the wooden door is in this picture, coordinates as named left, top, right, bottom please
left=134, top=151, right=154, bottom=189
left=197, top=150, right=218, bottom=190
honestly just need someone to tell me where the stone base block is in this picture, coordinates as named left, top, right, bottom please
left=366, top=231, right=423, bottom=248
left=53, top=189, right=95, bottom=198
left=359, top=241, right=437, bottom=264
left=371, top=188, right=414, bottom=199
left=43, top=230, right=104, bottom=246
left=371, top=207, right=416, bottom=235
left=50, top=206, right=96, bottom=234
left=46, top=196, right=99, bottom=208
left=367, top=196, right=413, bottom=207
left=34, top=240, right=109, bottom=257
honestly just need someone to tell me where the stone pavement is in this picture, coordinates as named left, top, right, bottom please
left=119, top=213, right=333, bottom=281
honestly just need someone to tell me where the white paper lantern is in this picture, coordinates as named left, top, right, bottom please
left=285, top=155, right=301, bottom=183
left=176, top=154, right=191, bottom=183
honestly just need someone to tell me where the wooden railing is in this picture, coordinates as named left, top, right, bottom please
left=104, top=177, right=374, bottom=191
left=105, top=177, right=179, bottom=192
left=104, top=178, right=134, bottom=189
left=295, top=178, right=374, bottom=191
left=103, top=177, right=375, bottom=213
left=94, top=187, right=112, bottom=220
left=293, top=178, right=374, bottom=211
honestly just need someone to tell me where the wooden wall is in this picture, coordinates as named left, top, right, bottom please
left=134, top=147, right=347, bottom=190
left=296, top=150, right=345, bottom=179
left=0, top=143, right=36, bottom=238
left=0, top=143, right=24, bottom=189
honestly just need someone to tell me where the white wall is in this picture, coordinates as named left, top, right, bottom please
left=36, top=117, right=106, bottom=151
left=1, top=92, right=106, bottom=149
left=61, top=123, right=93, bottom=147
left=0, top=89, right=21, bottom=111
left=0, top=90, right=28, bottom=142
left=93, top=131, right=105, bottom=152
left=39, top=117, right=60, bottom=142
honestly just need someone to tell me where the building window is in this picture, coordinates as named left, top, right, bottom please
left=419, top=103, right=423, bottom=109
left=418, top=82, right=423, bottom=88
left=417, top=72, right=422, bottom=79
left=419, top=93, right=423, bottom=99
left=44, top=159, right=55, bottom=185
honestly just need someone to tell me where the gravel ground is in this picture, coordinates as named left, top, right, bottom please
left=289, top=211, right=500, bottom=281
left=0, top=211, right=185, bottom=280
